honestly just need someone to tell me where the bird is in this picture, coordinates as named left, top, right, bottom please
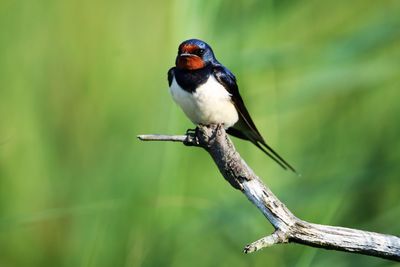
left=168, top=39, right=296, bottom=173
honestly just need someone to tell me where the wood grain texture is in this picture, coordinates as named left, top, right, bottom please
left=138, top=124, right=400, bottom=261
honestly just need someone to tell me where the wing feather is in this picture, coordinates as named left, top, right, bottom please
left=167, top=67, right=175, bottom=86
left=212, top=65, right=297, bottom=173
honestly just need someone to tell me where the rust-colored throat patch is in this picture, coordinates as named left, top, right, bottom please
left=176, top=55, right=205, bottom=70
left=176, top=44, right=205, bottom=70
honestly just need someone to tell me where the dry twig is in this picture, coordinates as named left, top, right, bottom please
left=138, top=124, right=400, bottom=261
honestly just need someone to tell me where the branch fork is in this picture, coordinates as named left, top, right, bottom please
left=138, top=124, right=400, bottom=261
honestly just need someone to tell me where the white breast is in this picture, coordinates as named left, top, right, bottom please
left=170, top=75, right=239, bottom=128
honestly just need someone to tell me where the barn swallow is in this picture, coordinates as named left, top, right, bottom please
left=168, top=39, right=296, bottom=172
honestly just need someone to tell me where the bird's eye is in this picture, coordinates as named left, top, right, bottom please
left=197, top=49, right=205, bottom=56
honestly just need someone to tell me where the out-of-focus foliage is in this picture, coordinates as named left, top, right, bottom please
left=0, top=0, right=399, bottom=266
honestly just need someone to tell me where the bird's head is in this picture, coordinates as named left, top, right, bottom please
left=175, top=39, right=215, bottom=70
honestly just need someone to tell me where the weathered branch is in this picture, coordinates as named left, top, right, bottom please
left=138, top=134, right=187, bottom=142
left=138, top=124, right=400, bottom=261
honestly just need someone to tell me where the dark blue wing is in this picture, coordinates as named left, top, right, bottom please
left=212, top=65, right=297, bottom=173
left=167, top=67, right=175, bottom=86
left=212, top=65, right=264, bottom=140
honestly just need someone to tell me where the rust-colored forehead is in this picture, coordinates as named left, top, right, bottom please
left=179, top=44, right=199, bottom=53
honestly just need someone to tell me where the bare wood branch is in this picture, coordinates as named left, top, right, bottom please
left=244, top=230, right=288, bottom=253
left=138, top=124, right=400, bottom=261
left=137, top=134, right=187, bottom=142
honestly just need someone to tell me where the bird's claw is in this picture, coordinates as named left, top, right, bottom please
left=184, top=127, right=200, bottom=146
left=185, top=128, right=198, bottom=136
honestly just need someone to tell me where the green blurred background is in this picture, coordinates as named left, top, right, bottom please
left=1, top=0, right=399, bottom=266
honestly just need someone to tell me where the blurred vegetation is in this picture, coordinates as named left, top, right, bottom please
left=0, top=0, right=399, bottom=266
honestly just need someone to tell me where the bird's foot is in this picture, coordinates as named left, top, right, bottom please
left=184, top=127, right=200, bottom=146
left=185, top=127, right=198, bottom=137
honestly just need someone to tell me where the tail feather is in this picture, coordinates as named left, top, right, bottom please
left=253, top=142, right=289, bottom=171
left=226, top=126, right=297, bottom=174
left=257, top=140, right=297, bottom=174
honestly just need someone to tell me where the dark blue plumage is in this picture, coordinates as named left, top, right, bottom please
left=168, top=39, right=296, bottom=173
